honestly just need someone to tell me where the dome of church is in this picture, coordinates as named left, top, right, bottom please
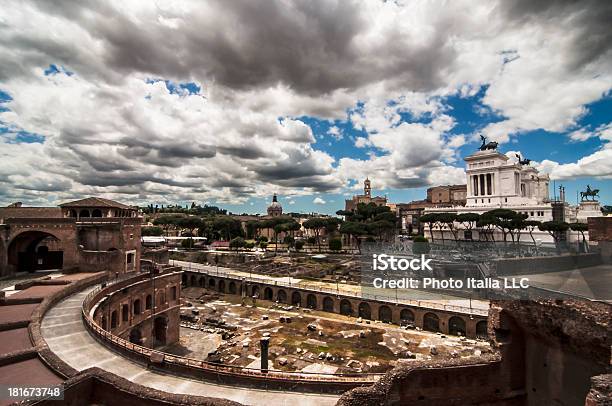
left=267, top=194, right=283, bottom=216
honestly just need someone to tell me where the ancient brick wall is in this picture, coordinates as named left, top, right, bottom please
left=91, top=271, right=181, bottom=347
left=588, top=217, right=612, bottom=241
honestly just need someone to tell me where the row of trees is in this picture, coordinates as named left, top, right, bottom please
left=418, top=209, right=588, bottom=251
left=336, top=203, right=398, bottom=253
left=151, top=215, right=243, bottom=241
left=141, top=202, right=227, bottom=215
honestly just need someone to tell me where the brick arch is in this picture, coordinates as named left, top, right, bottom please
left=358, top=302, right=372, bottom=319
left=423, top=312, right=440, bottom=332
left=323, top=296, right=334, bottom=312
left=306, top=294, right=317, bottom=309
left=449, top=316, right=466, bottom=336
left=340, top=299, right=353, bottom=316
left=291, top=291, right=302, bottom=306
left=7, top=230, right=65, bottom=273
left=378, top=305, right=392, bottom=323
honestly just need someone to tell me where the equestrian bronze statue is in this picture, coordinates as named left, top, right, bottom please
left=580, top=185, right=599, bottom=201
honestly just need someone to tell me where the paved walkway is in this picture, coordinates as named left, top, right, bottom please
left=41, top=287, right=340, bottom=406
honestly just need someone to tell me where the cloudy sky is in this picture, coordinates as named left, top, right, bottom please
left=0, top=0, right=611, bottom=214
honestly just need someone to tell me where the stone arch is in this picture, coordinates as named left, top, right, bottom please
left=79, top=209, right=90, bottom=218
left=129, top=328, right=142, bottom=345
left=218, top=280, right=225, bottom=293
left=229, top=281, right=237, bottom=294
left=199, top=276, right=205, bottom=287
left=251, top=285, right=260, bottom=298
left=91, top=209, right=103, bottom=217
left=423, top=312, right=440, bottom=332
left=111, top=310, right=118, bottom=328
left=7, top=230, right=64, bottom=273
left=277, top=289, right=287, bottom=303
left=449, top=316, right=466, bottom=336
left=291, top=291, right=302, bottom=306
left=68, top=209, right=77, bottom=218
left=190, top=275, right=196, bottom=286
left=340, top=299, right=353, bottom=316
left=476, top=320, right=488, bottom=339
left=358, top=302, right=371, bottom=319
left=378, top=305, right=392, bottom=323
left=306, top=294, right=317, bottom=309
left=264, top=287, right=273, bottom=301
left=208, top=278, right=215, bottom=288
left=323, top=296, right=334, bottom=312
left=400, top=308, right=415, bottom=324
left=153, top=315, right=168, bottom=346
left=145, top=294, right=152, bottom=310
left=133, top=299, right=141, bottom=315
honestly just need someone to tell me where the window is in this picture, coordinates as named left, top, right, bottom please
left=504, top=197, right=508, bottom=203
left=127, top=253, right=133, bottom=264
left=111, top=311, right=118, bottom=328
left=530, top=211, right=534, bottom=216
left=122, top=304, right=129, bottom=322
left=171, top=286, right=177, bottom=301
left=133, top=299, right=141, bottom=315
left=145, top=294, right=152, bottom=310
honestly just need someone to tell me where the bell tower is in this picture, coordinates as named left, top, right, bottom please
left=364, top=178, right=371, bottom=198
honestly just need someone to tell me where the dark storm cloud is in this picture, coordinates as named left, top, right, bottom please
left=217, top=145, right=269, bottom=160
left=76, top=170, right=202, bottom=188
left=21, top=0, right=456, bottom=95
left=499, top=0, right=612, bottom=70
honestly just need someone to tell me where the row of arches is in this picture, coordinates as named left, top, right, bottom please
left=184, top=274, right=238, bottom=295
left=182, top=273, right=488, bottom=338
left=66, top=208, right=135, bottom=218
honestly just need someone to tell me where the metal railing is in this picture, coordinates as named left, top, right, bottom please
left=81, top=272, right=384, bottom=383
left=173, top=260, right=489, bottom=317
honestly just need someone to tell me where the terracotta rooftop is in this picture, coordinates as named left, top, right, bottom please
left=59, top=197, right=133, bottom=209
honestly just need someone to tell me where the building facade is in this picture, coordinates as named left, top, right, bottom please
left=0, top=197, right=141, bottom=276
left=424, top=147, right=602, bottom=244
left=345, top=178, right=387, bottom=212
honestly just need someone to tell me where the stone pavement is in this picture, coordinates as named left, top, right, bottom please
left=41, top=288, right=340, bottom=406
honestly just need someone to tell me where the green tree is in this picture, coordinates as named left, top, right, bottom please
left=229, top=236, right=246, bottom=251
left=141, top=226, right=164, bottom=236
left=329, top=238, right=342, bottom=251
left=456, top=213, right=480, bottom=239
left=483, top=209, right=521, bottom=244
left=523, top=220, right=542, bottom=251
left=339, top=221, right=368, bottom=253
left=303, top=217, right=328, bottom=252
left=181, top=237, right=194, bottom=249
left=412, top=235, right=431, bottom=255
left=176, top=216, right=203, bottom=237
left=418, top=213, right=438, bottom=242
left=437, top=213, right=458, bottom=244
left=569, top=222, right=589, bottom=252
left=477, top=214, right=498, bottom=242
left=153, top=215, right=182, bottom=236
left=540, top=221, right=569, bottom=252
